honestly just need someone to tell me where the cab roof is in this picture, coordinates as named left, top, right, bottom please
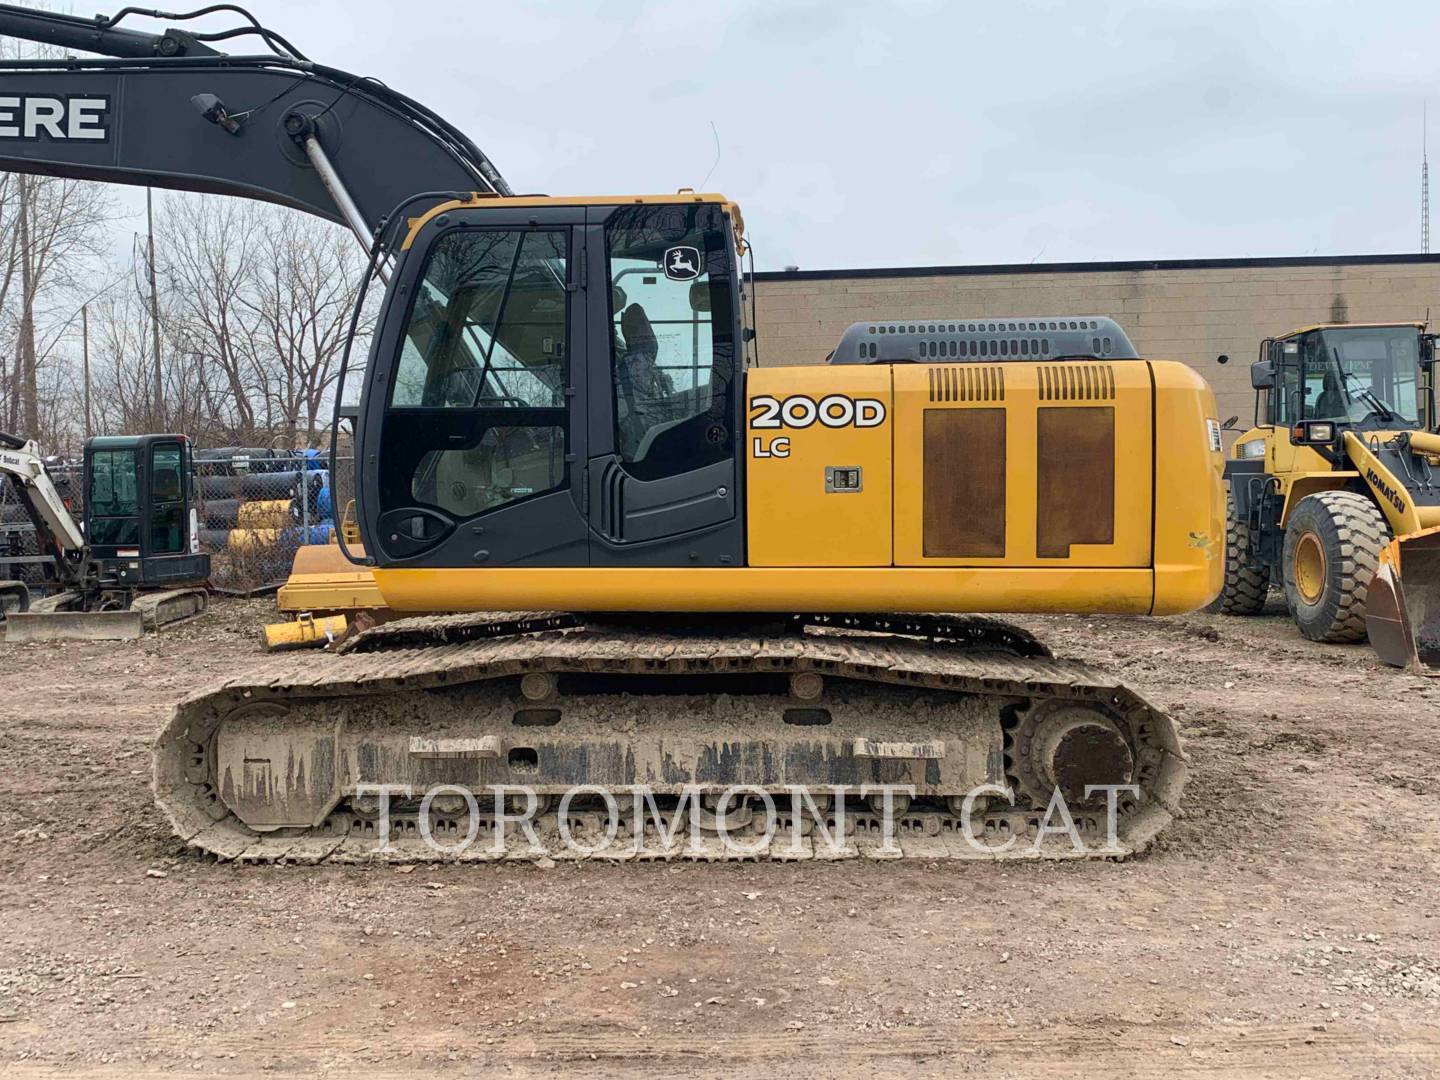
left=1279, top=321, right=1426, bottom=339
left=401, top=192, right=744, bottom=251
left=85, top=434, right=186, bottom=450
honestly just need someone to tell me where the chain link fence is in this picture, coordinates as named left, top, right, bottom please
left=194, top=449, right=355, bottom=593
left=1, top=448, right=356, bottom=595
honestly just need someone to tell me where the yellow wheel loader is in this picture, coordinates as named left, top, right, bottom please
left=1215, top=324, right=1439, bottom=670
left=0, top=4, right=1226, bottom=860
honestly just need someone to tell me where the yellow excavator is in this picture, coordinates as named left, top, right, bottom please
left=1214, top=324, right=1439, bottom=670
left=0, top=4, right=1224, bottom=861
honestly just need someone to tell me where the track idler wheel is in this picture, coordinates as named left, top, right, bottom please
left=1011, top=704, right=1135, bottom=807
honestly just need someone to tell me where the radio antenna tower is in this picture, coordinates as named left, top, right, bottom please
left=1424, top=102, right=1431, bottom=254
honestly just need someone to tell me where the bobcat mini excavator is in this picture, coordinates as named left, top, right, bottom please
left=0, top=431, right=209, bottom=640
left=0, top=4, right=1224, bottom=861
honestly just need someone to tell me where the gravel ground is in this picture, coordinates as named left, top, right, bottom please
left=1, top=596, right=1438, bottom=1078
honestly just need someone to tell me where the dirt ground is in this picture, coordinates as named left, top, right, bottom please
left=0, top=597, right=1438, bottom=1078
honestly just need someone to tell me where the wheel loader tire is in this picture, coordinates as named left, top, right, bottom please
left=1208, top=488, right=1269, bottom=615
left=1282, top=491, right=1390, bottom=643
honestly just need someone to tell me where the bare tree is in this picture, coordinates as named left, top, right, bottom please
left=158, top=194, right=266, bottom=439
left=0, top=175, right=112, bottom=442
left=153, top=194, right=368, bottom=447
left=245, top=209, right=367, bottom=443
left=88, top=290, right=159, bottom=435
left=0, top=164, right=367, bottom=449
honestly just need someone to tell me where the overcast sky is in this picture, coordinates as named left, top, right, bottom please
left=62, top=0, right=1440, bottom=269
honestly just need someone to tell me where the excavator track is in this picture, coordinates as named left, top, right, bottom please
left=153, top=615, right=1187, bottom=863
left=130, top=587, right=209, bottom=630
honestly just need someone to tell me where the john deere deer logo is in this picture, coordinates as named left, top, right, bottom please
left=663, top=245, right=700, bottom=281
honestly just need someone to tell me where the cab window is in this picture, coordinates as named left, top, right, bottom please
left=88, top=448, right=141, bottom=546
left=385, top=228, right=570, bottom=520
left=605, top=204, right=735, bottom=481
left=1293, top=328, right=1421, bottom=425
left=149, top=443, right=185, bottom=554
left=1271, top=342, right=1301, bottom=425
left=391, top=229, right=568, bottom=410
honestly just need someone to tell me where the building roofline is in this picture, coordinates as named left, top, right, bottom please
left=755, top=252, right=1440, bottom=283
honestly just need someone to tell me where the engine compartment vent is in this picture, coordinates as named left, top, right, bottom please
left=828, top=316, right=1136, bottom=365
left=1037, top=364, right=1116, bottom=401
left=928, top=365, right=1005, bottom=402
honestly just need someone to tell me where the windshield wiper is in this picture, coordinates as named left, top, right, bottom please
left=1338, top=358, right=1395, bottom=422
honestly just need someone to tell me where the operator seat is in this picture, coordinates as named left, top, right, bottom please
left=1314, top=373, right=1345, bottom=418
left=620, top=303, right=658, bottom=364
left=152, top=465, right=182, bottom=504
left=616, top=304, right=674, bottom=458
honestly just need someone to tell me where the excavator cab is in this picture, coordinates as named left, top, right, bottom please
left=360, top=197, right=746, bottom=569
left=0, top=429, right=209, bottom=641
left=81, top=434, right=209, bottom=589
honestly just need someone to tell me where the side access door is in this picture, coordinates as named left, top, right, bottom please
left=363, top=207, right=590, bottom=567
left=583, top=202, right=745, bottom=567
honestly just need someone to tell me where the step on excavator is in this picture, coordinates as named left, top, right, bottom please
left=0, top=3, right=1225, bottom=861
left=0, top=430, right=209, bottom=641
left=1214, top=324, right=1440, bottom=671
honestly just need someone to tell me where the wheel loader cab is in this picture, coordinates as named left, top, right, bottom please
left=1266, top=325, right=1428, bottom=433
left=356, top=193, right=1225, bottom=617
left=82, top=434, right=209, bottom=588
left=1228, top=324, right=1436, bottom=525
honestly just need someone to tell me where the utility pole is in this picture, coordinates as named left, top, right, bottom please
left=16, top=172, right=37, bottom=435
left=146, top=187, right=163, bottom=427
left=81, top=303, right=91, bottom=441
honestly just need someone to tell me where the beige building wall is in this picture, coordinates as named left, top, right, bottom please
left=753, top=256, right=1440, bottom=429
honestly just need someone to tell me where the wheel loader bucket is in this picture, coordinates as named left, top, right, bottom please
left=1366, top=527, right=1440, bottom=672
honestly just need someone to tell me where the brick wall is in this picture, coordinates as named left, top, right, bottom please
left=752, top=255, right=1440, bottom=429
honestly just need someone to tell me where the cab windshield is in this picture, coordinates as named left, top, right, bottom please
left=1288, top=327, right=1423, bottom=427
left=390, top=229, right=570, bottom=410
left=87, top=447, right=141, bottom=546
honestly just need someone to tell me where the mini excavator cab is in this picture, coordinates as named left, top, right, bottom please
left=81, top=434, right=208, bottom=588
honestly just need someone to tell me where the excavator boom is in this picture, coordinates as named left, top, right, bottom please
left=0, top=3, right=512, bottom=239
left=0, top=430, right=85, bottom=554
